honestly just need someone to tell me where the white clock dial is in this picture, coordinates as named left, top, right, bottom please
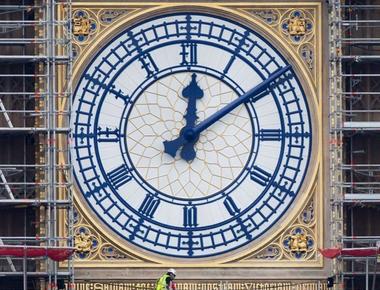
left=72, top=12, right=312, bottom=258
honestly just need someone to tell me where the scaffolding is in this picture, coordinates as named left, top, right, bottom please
left=0, top=1, right=73, bottom=290
left=329, top=1, right=380, bottom=289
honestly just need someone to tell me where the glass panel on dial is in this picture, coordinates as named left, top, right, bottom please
left=126, top=73, right=252, bottom=198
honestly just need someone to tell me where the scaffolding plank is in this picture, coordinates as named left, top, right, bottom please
left=0, top=199, right=72, bottom=207
left=343, top=121, right=380, bottom=129
left=344, top=194, right=380, bottom=201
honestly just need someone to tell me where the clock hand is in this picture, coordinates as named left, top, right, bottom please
left=163, top=65, right=291, bottom=160
left=163, top=73, right=204, bottom=161
left=191, top=65, right=291, bottom=136
left=180, top=74, right=204, bottom=161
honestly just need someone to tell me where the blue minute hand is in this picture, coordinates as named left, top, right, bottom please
left=163, top=65, right=291, bottom=160
left=192, top=65, right=291, bottom=136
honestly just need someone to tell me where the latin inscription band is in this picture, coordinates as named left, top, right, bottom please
left=70, top=281, right=327, bottom=290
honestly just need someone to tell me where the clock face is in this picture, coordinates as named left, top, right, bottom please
left=72, top=12, right=312, bottom=258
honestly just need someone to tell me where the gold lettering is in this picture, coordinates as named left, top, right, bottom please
left=69, top=281, right=328, bottom=290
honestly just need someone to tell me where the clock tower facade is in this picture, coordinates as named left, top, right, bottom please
left=63, top=1, right=328, bottom=288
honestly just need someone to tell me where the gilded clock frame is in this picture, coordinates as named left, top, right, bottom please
left=58, top=1, right=323, bottom=269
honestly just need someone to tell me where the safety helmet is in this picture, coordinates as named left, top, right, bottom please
left=167, top=268, right=176, bottom=276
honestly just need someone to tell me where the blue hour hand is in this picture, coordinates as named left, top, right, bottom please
left=163, top=73, right=204, bottom=161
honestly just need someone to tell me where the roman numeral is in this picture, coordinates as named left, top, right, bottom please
left=107, top=164, right=132, bottom=189
left=259, top=129, right=282, bottom=141
left=180, top=42, right=197, bottom=66
left=138, top=194, right=160, bottom=218
left=183, top=205, right=197, bottom=227
left=222, top=31, right=249, bottom=75
left=97, top=126, right=123, bottom=142
left=223, top=196, right=240, bottom=216
left=249, top=166, right=272, bottom=186
left=127, top=31, right=158, bottom=78
left=139, top=53, right=159, bottom=77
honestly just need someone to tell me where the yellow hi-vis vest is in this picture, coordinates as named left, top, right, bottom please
left=155, top=274, right=170, bottom=290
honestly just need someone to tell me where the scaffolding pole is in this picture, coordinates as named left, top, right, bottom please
left=0, top=0, right=73, bottom=289
left=329, top=1, right=380, bottom=289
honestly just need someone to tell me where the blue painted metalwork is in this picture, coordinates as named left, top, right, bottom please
left=163, top=65, right=290, bottom=160
left=71, top=12, right=313, bottom=258
left=163, top=73, right=204, bottom=161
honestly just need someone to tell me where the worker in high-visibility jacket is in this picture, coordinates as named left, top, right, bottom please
left=155, top=269, right=176, bottom=290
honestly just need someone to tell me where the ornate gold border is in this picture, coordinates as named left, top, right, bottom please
left=59, top=2, right=323, bottom=268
